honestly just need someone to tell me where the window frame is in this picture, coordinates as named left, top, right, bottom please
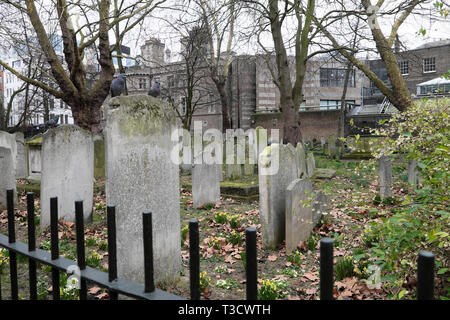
left=423, top=57, right=436, bottom=73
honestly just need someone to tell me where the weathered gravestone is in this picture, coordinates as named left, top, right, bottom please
left=192, top=155, right=220, bottom=208
left=312, top=191, right=331, bottom=226
left=305, top=152, right=316, bottom=178
left=225, top=131, right=243, bottom=180
left=408, top=159, right=418, bottom=188
left=378, top=156, right=392, bottom=200
left=40, top=125, right=94, bottom=228
left=0, top=147, right=16, bottom=206
left=285, top=178, right=314, bottom=253
left=295, top=143, right=307, bottom=178
left=106, top=95, right=181, bottom=286
left=0, top=131, right=18, bottom=205
left=259, top=143, right=297, bottom=249
left=25, top=135, right=42, bottom=180
left=328, top=135, right=336, bottom=159
left=15, top=132, right=27, bottom=178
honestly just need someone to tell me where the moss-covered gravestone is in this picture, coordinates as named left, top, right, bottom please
left=106, top=95, right=181, bottom=287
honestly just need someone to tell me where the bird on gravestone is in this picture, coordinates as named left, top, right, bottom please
left=110, top=73, right=126, bottom=97
left=148, top=80, right=160, bottom=98
left=47, top=115, right=60, bottom=127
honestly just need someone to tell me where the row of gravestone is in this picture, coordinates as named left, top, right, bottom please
left=0, top=95, right=181, bottom=288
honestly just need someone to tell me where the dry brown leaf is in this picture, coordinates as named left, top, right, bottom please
left=88, top=286, right=102, bottom=295
left=267, top=254, right=277, bottom=262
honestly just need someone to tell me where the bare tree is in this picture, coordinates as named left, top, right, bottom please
left=0, top=0, right=166, bottom=133
left=311, top=0, right=441, bottom=112
left=161, top=24, right=216, bottom=131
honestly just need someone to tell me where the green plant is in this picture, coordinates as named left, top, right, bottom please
left=307, top=234, right=319, bottom=251
left=40, top=240, right=51, bottom=251
left=213, top=212, right=228, bottom=224
left=276, top=268, right=301, bottom=278
left=213, top=265, right=228, bottom=274
left=60, top=273, right=80, bottom=300
left=226, top=230, right=242, bottom=246
left=181, top=225, right=189, bottom=246
left=215, top=278, right=238, bottom=290
left=86, top=237, right=97, bottom=247
left=199, top=271, right=211, bottom=293
left=287, top=250, right=303, bottom=266
left=335, top=256, right=356, bottom=280
left=228, top=214, right=242, bottom=229
left=86, top=250, right=102, bottom=268
left=258, top=279, right=288, bottom=300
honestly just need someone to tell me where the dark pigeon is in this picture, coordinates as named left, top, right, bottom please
left=148, top=81, right=160, bottom=98
left=110, top=73, right=126, bottom=97
left=47, top=115, right=59, bottom=126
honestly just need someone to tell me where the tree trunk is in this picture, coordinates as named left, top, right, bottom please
left=71, top=101, right=103, bottom=134
left=214, top=79, right=230, bottom=131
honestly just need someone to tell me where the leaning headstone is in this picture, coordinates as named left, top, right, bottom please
left=408, top=159, right=418, bottom=188
left=259, top=143, right=297, bottom=249
left=320, top=137, right=326, bottom=147
left=106, top=95, right=181, bottom=286
left=305, top=152, right=316, bottom=178
left=15, top=132, right=27, bottom=178
left=328, top=135, right=336, bottom=159
left=0, top=147, right=16, bottom=206
left=378, top=156, right=392, bottom=200
left=40, top=125, right=94, bottom=227
left=312, top=191, right=331, bottom=226
left=285, top=178, right=314, bottom=253
left=192, top=159, right=220, bottom=208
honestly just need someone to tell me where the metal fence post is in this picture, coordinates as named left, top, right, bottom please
left=245, top=227, right=257, bottom=300
left=320, top=238, right=334, bottom=300
left=75, top=201, right=87, bottom=300
left=50, top=197, right=60, bottom=300
left=27, top=192, right=37, bottom=300
left=107, top=205, right=118, bottom=300
left=417, top=250, right=434, bottom=300
left=143, top=212, right=155, bottom=293
left=7, top=189, right=18, bottom=300
left=189, top=219, right=200, bottom=300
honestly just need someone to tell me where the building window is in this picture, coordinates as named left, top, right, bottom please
left=398, top=61, right=409, bottom=75
left=65, top=115, right=69, bottom=124
left=50, top=98, right=54, bottom=110
left=319, top=100, right=355, bottom=110
left=12, top=60, right=21, bottom=68
left=208, top=105, right=215, bottom=113
left=423, top=57, right=436, bottom=73
left=167, top=75, right=175, bottom=87
left=320, top=68, right=355, bottom=87
left=60, top=100, right=64, bottom=109
left=60, top=114, right=64, bottom=124
left=139, top=78, right=147, bottom=89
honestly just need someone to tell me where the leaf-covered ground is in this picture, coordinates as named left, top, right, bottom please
left=0, top=154, right=447, bottom=300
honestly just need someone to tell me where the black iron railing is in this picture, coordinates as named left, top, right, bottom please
left=0, top=189, right=436, bottom=300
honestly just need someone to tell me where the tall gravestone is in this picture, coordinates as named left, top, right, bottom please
left=295, top=143, right=307, bottom=179
left=40, top=125, right=94, bottom=227
left=0, top=147, right=16, bottom=207
left=378, top=156, right=392, bottom=200
left=305, top=152, right=316, bottom=178
left=285, top=178, right=314, bottom=253
left=106, top=95, right=181, bottom=286
left=408, top=159, right=418, bottom=188
left=15, top=132, right=27, bottom=178
left=328, top=135, right=336, bottom=159
left=192, top=157, right=220, bottom=208
left=259, top=143, right=297, bottom=249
